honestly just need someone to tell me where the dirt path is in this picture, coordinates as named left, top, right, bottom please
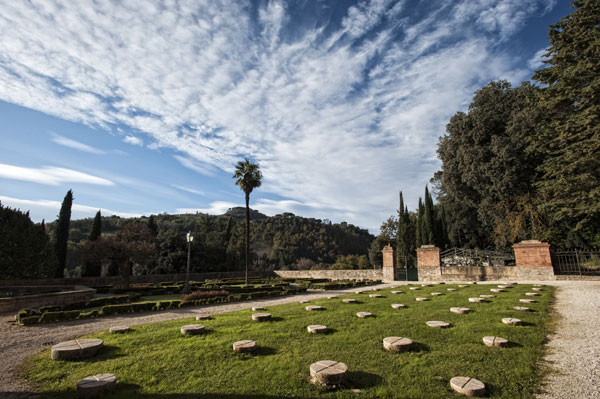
left=1, top=281, right=598, bottom=398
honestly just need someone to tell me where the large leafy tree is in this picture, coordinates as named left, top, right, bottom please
left=53, top=189, right=73, bottom=277
left=531, top=0, right=600, bottom=247
left=436, top=81, right=541, bottom=248
left=233, top=159, right=263, bottom=283
left=0, top=203, right=55, bottom=279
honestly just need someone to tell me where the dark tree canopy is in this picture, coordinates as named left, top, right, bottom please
left=88, top=210, right=102, bottom=241
left=531, top=0, right=600, bottom=247
left=0, top=203, right=55, bottom=279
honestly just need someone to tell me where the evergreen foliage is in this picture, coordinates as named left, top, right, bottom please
left=531, top=0, right=600, bottom=248
left=53, top=190, right=73, bottom=277
left=0, top=202, right=55, bottom=279
left=147, top=214, right=158, bottom=237
left=88, top=210, right=102, bottom=241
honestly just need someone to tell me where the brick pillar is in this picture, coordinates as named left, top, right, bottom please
left=416, top=245, right=441, bottom=282
left=512, top=240, right=555, bottom=281
left=382, top=244, right=395, bottom=282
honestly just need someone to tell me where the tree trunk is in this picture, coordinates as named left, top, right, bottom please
left=245, top=191, right=250, bottom=285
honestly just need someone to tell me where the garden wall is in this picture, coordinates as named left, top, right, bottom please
left=0, top=285, right=96, bottom=314
left=0, top=271, right=273, bottom=287
left=273, top=269, right=383, bottom=281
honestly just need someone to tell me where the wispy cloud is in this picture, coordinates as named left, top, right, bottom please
left=0, top=195, right=141, bottom=222
left=123, top=136, right=143, bottom=146
left=0, top=0, right=556, bottom=229
left=0, top=163, right=114, bottom=186
left=51, top=133, right=105, bottom=154
left=177, top=201, right=238, bottom=215
left=172, top=184, right=205, bottom=197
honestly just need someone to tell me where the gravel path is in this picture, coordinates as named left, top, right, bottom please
left=536, top=280, right=600, bottom=399
left=1, top=280, right=598, bottom=398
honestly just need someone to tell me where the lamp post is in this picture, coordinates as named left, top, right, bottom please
left=183, top=231, right=193, bottom=294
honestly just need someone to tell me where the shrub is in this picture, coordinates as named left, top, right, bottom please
left=39, top=310, right=80, bottom=323
left=181, top=290, right=229, bottom=302
left=101, top=304, right=133, bottom=315
left=78, top=310, right=100, bottom=319
left=20, top=315, right=41, bottom=325
left=154, top=300, right=180, bottom=310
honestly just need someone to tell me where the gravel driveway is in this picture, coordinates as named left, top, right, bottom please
left=1, top=280, right=598, bottom=398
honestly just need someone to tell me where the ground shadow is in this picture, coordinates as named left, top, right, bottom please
left=324, top=328, right=338, bottom=335
left=507, top=341, right=523, bottom=348
left=344, top=370, right=383, bottom=389
left=519, top=321, right=536, bottom=327
left=267, top=316, right=285, bottom=322
left=409, top=341, right=430, bottom=353
left=254, top=345, right=277, bottom=356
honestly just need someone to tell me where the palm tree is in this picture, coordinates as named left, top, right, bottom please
left=233, top=159, right=262, bottom=284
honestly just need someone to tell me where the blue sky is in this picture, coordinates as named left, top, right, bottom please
left=0, top=0, right=572, bottom=233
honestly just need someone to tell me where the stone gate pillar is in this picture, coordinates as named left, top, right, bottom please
left=382, top=244, right=395, bottom=282
left=512, top=240, right=555, bottom=280
left=416, top=245, right=441, bottom=282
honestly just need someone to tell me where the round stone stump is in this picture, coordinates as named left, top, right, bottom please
left=196, top=314, right=211, bottom=320
left=342, top=299, right=356, bottom=303
left=109, top=326, right=130, bottom=334
left=490, top=288, right=504, bottom=293
left=447, top=288, right=456, bottom=291
left=181, top=324, right=205, bottom=335
left=415, top=297, right=429, bottom=302
left=502, top=317, right=522, bottom=326
left=426, top=320, right=450, bottom=328
left=391, top=290, right=403, bottom=294
left=409, top=287, right=421, bottom=291
left=307, top=325, right=328, bottom=334
left=520, top=299, right=536, bottom=303
left=356, top=312, right=373, bottom=319
left=525, top=292, right=540, bottom=296
left=327, top=296, right=336, bottom=299
left=497, top=285, right=510, bottom=288
left=514, top=306, right=531, bottom=312
left=77, top=373, right=116, bottom=399
left=532, top=287, right=543, bottom=292
left=354, top=291, right=362, bottom=294
left=458, top=284, right=468, bottom=288
left=299, top=300, right=310, bottom=303
left=450, top=307, right=470, bottom=314
left=431, top=292, right=442, bottom=296
left=252, top=313, right=272, bottom=322
left=480, top=294, right=495, bottom=298
left=306, top=305, right=324, bottom=311
left=51, top=339, right=104, bottom=361
left=372, top=288, right=381, bottom=291
left=310, top=360, right=348, bottom=386
left=369, top=294, right=382, bottom=298
left=450, top=376, right=486, bottom=397
left=233, top=340, right=257, bottom=353
left=468, top=297, right=485, bottom=303
left=483, top=336, right=508, bottom=348
left=391, top=304, right=405, bottom=309
left=383, top=336, right=413, bottom=352
left=252, top=306, right=265, bottom=311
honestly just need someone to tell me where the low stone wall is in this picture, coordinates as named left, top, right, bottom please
left=419, top=266, right=517, bottom=282
left=0, top=271, right=273, bottom=287
left=0, top=285, right=96, bottom=314
left=273, top=269, right=383, bottom=281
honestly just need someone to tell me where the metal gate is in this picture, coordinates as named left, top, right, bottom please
left=551, top=250, right=600, bottom=275
left=395, top=256, right=417, bottom=281
left=440, top=248, right=515, bottom=267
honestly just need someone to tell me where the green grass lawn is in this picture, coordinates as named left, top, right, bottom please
left=25, top=283, right=554, bottom=399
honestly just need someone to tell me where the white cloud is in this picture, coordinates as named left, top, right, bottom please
left=527, top=47, right=549, bottom=70
left=171, top=184, right=205, bottom=196
left=51, top=133, right=105, bottom=154
left=177, top=201, right=238, bottom=215
left=0, top=195, right=141, bottom=222
left=0, top=163, right=115, bottom=186
left=123, top=136, right=143, bottom=146
left=0, top=0, right=550, bottom=230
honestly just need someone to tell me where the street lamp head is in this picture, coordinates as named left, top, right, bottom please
left=186, top=231, right=194, bottom=242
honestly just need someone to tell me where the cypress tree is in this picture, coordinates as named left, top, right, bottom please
left=423, top=186, right=435, bottom=245
left=147, top=214, right=158, bottom=237
left=416, top=198, right=424, bottom=247
left=53, top=189, right=73, bottom=277
left=396, top=191, right=411, bottom=267
left=88, top=210, right=102, bottom=241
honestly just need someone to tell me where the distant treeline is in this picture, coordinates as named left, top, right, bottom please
left=50, top=207, right=375, bottom=278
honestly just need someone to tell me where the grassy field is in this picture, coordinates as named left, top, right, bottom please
left=25, top=283, right=553, bottom=399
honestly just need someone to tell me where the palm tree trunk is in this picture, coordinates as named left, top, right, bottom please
left=245, top=191, right=250, bottom=285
